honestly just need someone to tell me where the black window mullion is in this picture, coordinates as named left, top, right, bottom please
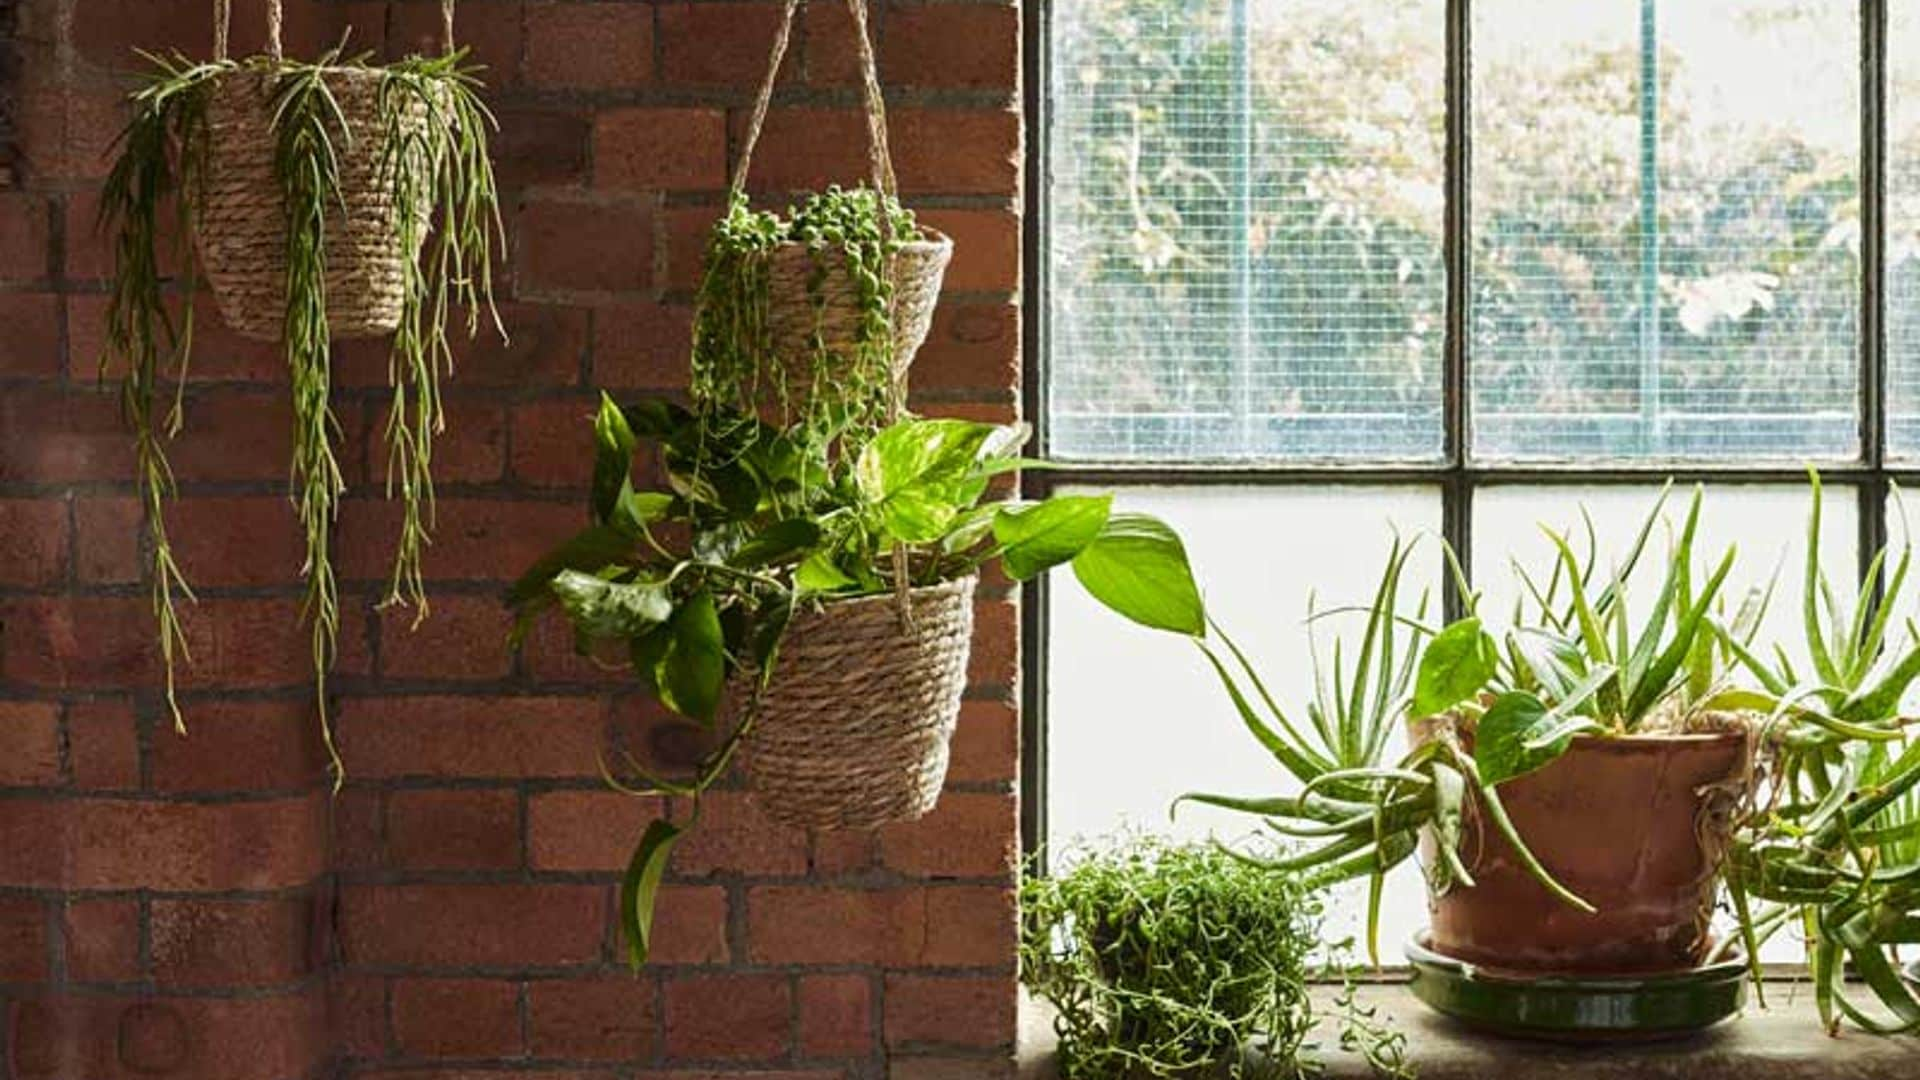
left=1442, top=0, right=1473, bottom=622
left=1862, top=0, right=1892, bottom=588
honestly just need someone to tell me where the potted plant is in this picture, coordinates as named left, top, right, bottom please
left=1161, top=479, right=1920, bottom=1034
left=1020, top=835, right=1410, bottom=1080
left=98, top=0, right=504, bottom=774
left=511, top=396, right=1205, bottom=966
left=694, top=0, right=950, bottom=444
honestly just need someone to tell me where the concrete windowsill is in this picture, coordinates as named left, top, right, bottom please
left=1017, top=982, right=1917, bottom=1079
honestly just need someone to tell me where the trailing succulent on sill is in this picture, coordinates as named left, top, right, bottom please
left=99, top=42, right=505, bottom=775
left=1021, top=835, right=1411, bottom=1080
left=510, top=395, right=1206, bottom=967
left=1156, top=474, right=1920, bottom=1031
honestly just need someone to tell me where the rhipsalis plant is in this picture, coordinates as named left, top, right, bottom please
left=691, top=186, right=922, bottom=459
left=511, top=396, right=1206, bottom=967
left=99, top=43, right=504, bottom=779
left=1021, top=836, right=1411, bottom=1080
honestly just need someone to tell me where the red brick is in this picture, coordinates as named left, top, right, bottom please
left=0, top=701, right=62, bottom=786
left=73, top=495, right=141, bottom=584
left=330, top=788, right=385, bottom=871
left=649, top=884, right=732, bottom=965
left=669, top=791, right=809, bottom=877
left=0, top=387, right=131, bottom=484
left=661, top=203, right=723, bottom=291
left=883, top=974, right=1015, bottom=1051
left=359, top=398, right=507, bottom=486
left=0, top=192, right=50, bottom=280
left=589, top=301, right=694, bottom=391
left=923, top=885, right=1015, bottom=969
left=658, top=2, right=785, bottom=87
left=165, top=497, right=309, bottom=588
left=663, top=972, right=791, bottom=1063
left=510, top=395, right=605, bottom=488
left=947, top=700, right=1017, bottom=784
left=810, top=829, right=875, bottom=875
left=149, top=697, right=325, bottom=791
left=797, top=973, right=873, bottom=1058
left=527, top=2, right=653, bottom=89
left=5, top=992, right=329, bottom=1080
left=379, top=594, right=516, bottom=681
left=808, top=2, right=1019, bottom=90
left=392, top=978, right=524, bottom=1058
left=890, top=1058, right=1016, bottom=1080
left=879, top=792, right=1016, bottom=879
left=909, top=301, right=1020, bottom=395
left=334, top=302, right=587, bottom=388
left=340, top=883, right=606, bottom=968
left=0, top=897, right=48, bottom=982
left=596, top=108, right=728, bottom=191
left=491, top=105, right=594, bottom=189
left=149, top=897, right=313, bottom=986
left=746, top=886, right=926, bottom=966
left=386, top=0, right=523, bottom=82
left=337, top=497, right=587, bottom=584
left=336, top=695, right=607, bottom=780
left=166, top=597, right=372, bottom=690
left=69, top=293, right=285, bottom=384
left=0, top=794, right=326, bottom=890
left=71, top=0, right=363, bottom=67
left=0, top=293, right=62, bottom=376
left=67, top=699, right=141, bottom=789
left=61, top=897, right=143, bottom=982
left=167, top=389, right=366, bottom=486
left=730, top=107, right=1020, bottom=197
left=517, top=198, right=654, bottom=295
left=528, top=789, right=660, bottom=871
left=329, top=972, right=389, bottom=1059
left=386, top=787, right=522, bottom=870
left=527, top=976, right=657, bottom=1061
left=967, top=595, right=1020, bottom=689
left=916, top=208, right=1020, bottom=293
left=2, top=596, right=160, bottom=688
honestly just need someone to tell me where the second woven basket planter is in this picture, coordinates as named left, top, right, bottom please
left=746, top=576, right=976, bottom=830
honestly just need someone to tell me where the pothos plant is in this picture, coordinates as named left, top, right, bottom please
left=691, top=186, right=921, bottom=454
left=510, top=395, right=1206, bottom=967
left=99, top=42, right=504, bottom=774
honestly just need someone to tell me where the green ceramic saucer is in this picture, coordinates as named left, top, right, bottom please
left=1405, top=932, right=1748, bottom=1041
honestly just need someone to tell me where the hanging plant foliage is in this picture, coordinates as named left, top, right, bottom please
left=98, top=1, right=504, bottom=779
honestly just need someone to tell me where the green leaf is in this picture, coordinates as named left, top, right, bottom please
left=611, top=490, right=676, bottom=539
left=656, top=589, right=727, bottom=725
left=1071, top=513, right=1205, bottom=636
left=507, top=525, right=635, bottom=611
left=550, top=570, right=674, bottom=639
left=618, top=816, right=685, bottom=970
left=878, top=487, right=960, bottom=544
left=1475, top=690, right=1580, bottom=787
left=855, top=418, right=996, bottom=503
left=993, top=495, right=1113, bottom=581
left=795, top=551, right=857, bottom=595
left=729, top=519, right=822, bottom=569
left=592, top=392, right=638, bottom=526
left=1411, top=617, right=1496, bottom=719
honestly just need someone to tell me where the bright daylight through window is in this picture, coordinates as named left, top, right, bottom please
left=1038, top=0, right=1920, bottom=965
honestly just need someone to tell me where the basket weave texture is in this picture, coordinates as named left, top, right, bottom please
left=746, top=575, right=976, bottom=830
left=196, top=68, right=434, bottom=341
left=756, top=229, right=952, bottom=383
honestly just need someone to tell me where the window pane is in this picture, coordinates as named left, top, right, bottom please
left=1047, top=0, right=1445, bottom=462
left=1472, top=0, right=1859, bottom=461
left=1888, top=4, right=1920, bottom=457
left=1047, top=487, right=1441, bottom=953
left=1473, top=483, right=1857, bottom=964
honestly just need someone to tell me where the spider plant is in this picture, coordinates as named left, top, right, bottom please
left=1717, top=472, right=1920, bottom=1032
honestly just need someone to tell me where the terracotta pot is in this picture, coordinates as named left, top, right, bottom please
left=1424, top=730, right=1748, bottom=975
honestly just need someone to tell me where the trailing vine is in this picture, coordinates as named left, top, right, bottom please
left=99, top=44, right=504, bottom=779
left=689, top=185, right=922, bottom=464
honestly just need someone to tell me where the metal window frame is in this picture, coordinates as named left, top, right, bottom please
left=1020, top=0, right=1912, bottom=863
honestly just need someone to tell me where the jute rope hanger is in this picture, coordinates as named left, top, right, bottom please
left=213, top=0, right=458, bottom=62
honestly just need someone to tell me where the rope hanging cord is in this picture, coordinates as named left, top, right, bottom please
left=212, top=0, right=459, bottom=62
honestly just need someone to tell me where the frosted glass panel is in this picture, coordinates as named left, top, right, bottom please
left=1047, top=487, right=1441, bottom=956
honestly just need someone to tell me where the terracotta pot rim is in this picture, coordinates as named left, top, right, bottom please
left=1559, top=729, right=1749, bottom=750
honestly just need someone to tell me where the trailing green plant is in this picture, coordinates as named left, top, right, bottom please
left=99, top=42, right=504, bottom=777
left=1020, top=835, right=1411, bottom=1080
left=690, top=185, right=923, bottom=458
left=1714, top=472, right=1920, bottom=1032
left=511, top=395, right=1206, bottom=967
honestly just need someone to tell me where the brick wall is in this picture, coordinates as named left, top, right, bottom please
left=0, top=2, right=1024, bottom=1077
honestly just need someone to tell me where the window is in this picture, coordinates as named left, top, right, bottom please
left=1029, top=0, right=1910, bottom=956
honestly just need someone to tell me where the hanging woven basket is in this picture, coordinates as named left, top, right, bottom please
left=724, top=0, right=953, bottom=390
left=193, top=0, right=450, bottom=341
left=745, top=575, right=976, bottom=830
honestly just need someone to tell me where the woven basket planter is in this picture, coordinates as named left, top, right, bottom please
left=756, top=228, right=953, bottom=384
left=746, top=575, right=976, bottom=830
left=196, top=68, right=435, bottom=341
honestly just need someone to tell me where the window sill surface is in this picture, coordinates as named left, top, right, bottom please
left=1017, top=982, right=1916, bottom=1079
